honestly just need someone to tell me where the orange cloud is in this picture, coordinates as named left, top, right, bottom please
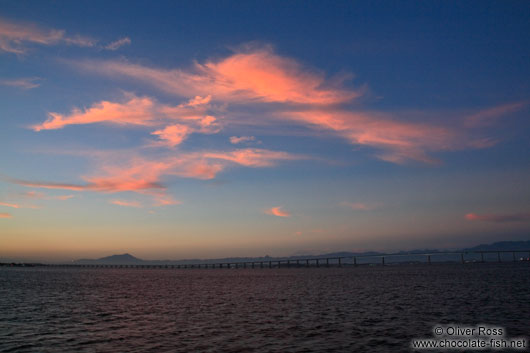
left=110, top=199, right=142, bottom=208
left=465, top=212, right=530, bottom=223
left=265, top=206, right=291, bottom=217
left=75, top=47, right=359, bottom=104
left=54, top=195, right=75, bottom=200
left=9, top=148, right=299, bottom=206
left=284, top=109, right=490, bottom=163
left=151, top=124, right=191, bottom=147
left=0, top=17, right=96, bottom=54
left=20, top=191, right=73, bottom=201
left=32, top=94, right=219, bottom=148
left=0, top=200, right=40, bottom=209
left=0, top=212, right=12, bottom=218
left=68, top=47, right=516, bottom=164
left=21, top=191, right=45, bottom=199
left=0, top=201, right=19, bottom=208
left=10, top=180, right=90, bottom=191
left=32, top=95, right=158, bottom=131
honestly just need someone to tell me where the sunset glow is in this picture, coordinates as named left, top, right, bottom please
left=1, top=2, right=529, bottom=262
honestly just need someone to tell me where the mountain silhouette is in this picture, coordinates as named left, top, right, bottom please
left=72, top=240, right=530, bottom=265
left=76, top=253, right=143, bottom=265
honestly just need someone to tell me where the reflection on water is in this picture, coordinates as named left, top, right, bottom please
left=1, top=264, right=529, bottom=352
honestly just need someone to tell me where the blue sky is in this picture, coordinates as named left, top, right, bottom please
left=1, top=1, right=529, bottom=261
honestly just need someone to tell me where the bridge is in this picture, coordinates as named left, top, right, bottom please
left=21, top=249, right=530, bottom=269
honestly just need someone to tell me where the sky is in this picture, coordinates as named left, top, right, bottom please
left=1, top=0, right=529, bottom=262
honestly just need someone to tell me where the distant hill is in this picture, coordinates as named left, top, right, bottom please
left=464, top=240, right=530, bottom=252
left=73, top=240, right=530, bottom=265
left=75, top=253, right=143, bottom=265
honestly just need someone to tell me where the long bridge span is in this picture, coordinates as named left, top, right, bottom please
left=24, top=249, right=530, bottom=269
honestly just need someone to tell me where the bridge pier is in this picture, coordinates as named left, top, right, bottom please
left=382, top=256, right=385, bottom=266
left=427, top=255, right=431, bottom=264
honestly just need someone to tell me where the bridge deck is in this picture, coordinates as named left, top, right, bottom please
left=19, top=250, right=530, bottom=269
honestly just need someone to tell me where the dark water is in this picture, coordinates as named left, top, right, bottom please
left=1, top=264, right=529, bottom=352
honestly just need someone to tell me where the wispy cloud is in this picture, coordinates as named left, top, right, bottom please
left=0, top=17, right=96, bottom=54
left=0, top=213, right=12, bottom=218
left=105, top=37, right=131, bottom=51
left=285, top=109, right=481, bottom=164
left=8, top=148, right=300, bottom=205
left=265, top=206, right=291, bottom=217
left=20, top=191, right=45, bottom=199
left=0, top=77, right=41, bottom=89
left=464, top=101, right=528, bottom=128
left=54, top=194, right=75, bottom=200
left=230, top=136, right=256, bottom=144
left=19, top=190, right=74, bottom=200
left=465, top=212, right=530, bottom=223
left=0, top=200, right=40, bottom=209
left=32, top=93, right=219, bottom=148
left=75, top=46, right=359, bottom=104
left=70, top=46, right=515, bottom=164
left=0, top=201, right=20, bottom=208
left=110, top=199, right=142, bottom=208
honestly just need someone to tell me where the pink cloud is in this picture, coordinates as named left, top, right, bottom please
left=151, top=124, right=191, bottom=147
left=265, top=206, right=291, bottom=217
left=0, top=17, right=96, bottom=54
left=32, top=94, right=219, bottom=148
left=10, top=180, right=92, bottom=191
left=9, top=148, right=299, bottom=206
left=20, top=191, right=73, bottom=201
left=230, top=136, right=256, bottom=144
left=104, top=37, right=131, bottom=51
left=284, top=109, right=494, bottom=164
left=32, top=95, right=158, bottom=131
left=68, top=47, right=518, bottom=164
left=0, top=213, right=12, bottom=218
left=0, top=201, right=19, bottom=208
left=0, top=199, right=40, bottom=209
left=203, top=149, right=298, bottom=167
left=54, top=195, right=75, bottom=200
left=75, top=47, right=359, bottom=104
left=110, top=199, right=142, bottom=208
left=465, top=212, right=530, bottom=223
left=21, top=191, right=45, bottom=199
left=464, top=101, right=528, bottom=128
